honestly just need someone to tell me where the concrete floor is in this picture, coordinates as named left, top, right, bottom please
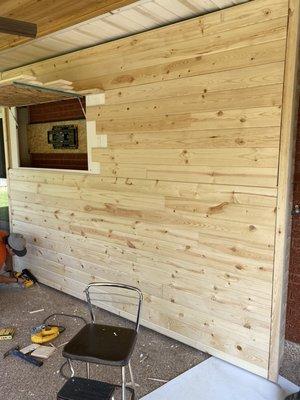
left=0, top=284, right=298, bottom=400
left=280, top=341, right=300, bottom=386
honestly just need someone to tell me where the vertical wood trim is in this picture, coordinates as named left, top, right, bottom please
left=6, top=107, right=20, bottom=169
left=269, top=0, right=300, bottom=382
left=2, top=107, right=15, bottom=234
left=1, top=107, right=11, bottom=173
left=86, top=120, right=101, bottom=174
left=86, top=93, right=105, bottom=174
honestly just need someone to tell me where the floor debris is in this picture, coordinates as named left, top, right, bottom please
left=1, top=284, right=297, bottom=400
left=31, top=346, right=56, bottom=359
left=57, top=342, right=68, bottom=349
left=20, top=344, right=40, bottom=354
left=29, top=309, right=45, bottom=314
left=148, top=378, right=168, bottom=383
left=140, top=353, right=149, bottom=363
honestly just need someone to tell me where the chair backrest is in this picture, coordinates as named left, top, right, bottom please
left=84, top=282, right=143, bottom=332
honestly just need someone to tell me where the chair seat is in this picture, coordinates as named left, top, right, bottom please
left=63, top=323, right=137, bottom=366
left=57, top=377, right=115, bottom=400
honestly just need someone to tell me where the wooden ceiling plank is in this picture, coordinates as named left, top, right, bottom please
left=115, top=9, right=157, bottom=28
left=185, top=0, right=217, bottom=12
left=155, top=0, right=196, bottom=17
left=104, top=12, right=147, bottom=31
left=141, top=2, right=180, bottom=21
left=38, top=36, right=79, bottom=50
left=122, top=8, right=161, bottom=26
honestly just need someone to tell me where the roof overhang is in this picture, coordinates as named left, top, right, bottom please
left=0, top=0, right=252, bottom=74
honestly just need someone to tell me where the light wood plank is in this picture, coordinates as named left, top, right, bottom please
left=94, top=84, right=284, bottom=119
left=105, top=62, right=285, bottom=105
left=268, top=0, right=300, bottom=382
left=93, top=147, right=279, bottom=168
left=96, top=107, right=282, bottom=133
left=105, top=127, right=281, bottom=150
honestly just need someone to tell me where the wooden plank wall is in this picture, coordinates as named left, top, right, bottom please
left=1, top=0, right=294, bottom=379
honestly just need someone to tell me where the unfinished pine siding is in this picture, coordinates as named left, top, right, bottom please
left=2, top=0, right=299, bottom=380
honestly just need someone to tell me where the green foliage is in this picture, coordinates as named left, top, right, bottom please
left=0, top=188, right=8, bottom=222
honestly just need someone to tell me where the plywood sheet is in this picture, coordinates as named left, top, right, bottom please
left=0, top=81, right=80, bottom=107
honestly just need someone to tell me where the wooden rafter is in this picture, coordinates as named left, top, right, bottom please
left=0, top=16, right=37, bottom=38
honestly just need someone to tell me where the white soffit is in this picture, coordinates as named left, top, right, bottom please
left=0, top=0, right=251, bottom=73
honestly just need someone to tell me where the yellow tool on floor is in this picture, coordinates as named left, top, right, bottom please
left=13, top=271, right=34, bottom=288
left=31, top=324, right=65, bottom=344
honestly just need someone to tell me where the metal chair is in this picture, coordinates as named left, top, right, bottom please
left=63, top=282, right=143, bottom=400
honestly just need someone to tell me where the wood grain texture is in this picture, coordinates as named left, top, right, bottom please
left=3, top=0, right=294, bottom=380
left=0, top=0, right=137, bottom=52
left=268, top=0, right=300, bottom=382
left=0, top=81, right=79, bottom=107
left=0, top=0, right=267, bottom=73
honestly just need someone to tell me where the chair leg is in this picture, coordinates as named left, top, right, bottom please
left=122, top=366, right=126, bottom=400
left=128, top=362, right=137, bottom=400
left=86, top=362, right=90, bottom=379
left=128, top=362, right=136, bottom=389
left=68, top=359, right=75, bottom=377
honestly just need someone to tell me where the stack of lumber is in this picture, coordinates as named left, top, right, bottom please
left=0, top=75, right=101, bottom=107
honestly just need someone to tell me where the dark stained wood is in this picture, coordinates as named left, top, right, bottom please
left=0, top=16, right=37, bottom=38
left=29, top=153, right=88, bottom=170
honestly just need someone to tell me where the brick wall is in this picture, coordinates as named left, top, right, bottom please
left=30, top=153, right=88, bottom=170
left=286, top=105, right=300, bottom=343
left=28, top=98, right=85, bottom=124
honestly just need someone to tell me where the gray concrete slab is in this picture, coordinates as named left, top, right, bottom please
left=0, top=284, right=208, bottom=399
left=0, top=284, right=298, bottom=400
left=280, top=340, right=300, bottom=386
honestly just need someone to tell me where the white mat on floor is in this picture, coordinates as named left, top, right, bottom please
left=142, top=357, right=299, bottom=400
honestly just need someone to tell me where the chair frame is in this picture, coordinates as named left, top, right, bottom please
left=67, top=282, right=143, bottom=400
